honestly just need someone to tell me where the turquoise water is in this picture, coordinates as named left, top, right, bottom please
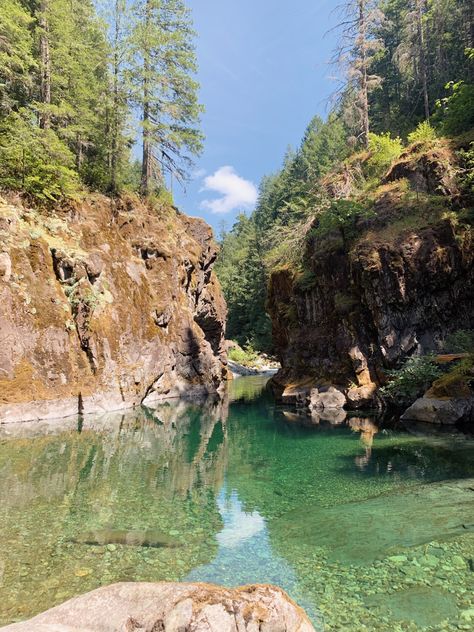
left=0, top=376, right=473, bottom=630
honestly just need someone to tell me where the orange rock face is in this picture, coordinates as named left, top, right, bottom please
left=0, top=195, right=228, bottom=423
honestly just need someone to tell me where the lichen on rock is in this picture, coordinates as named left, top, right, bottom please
left=0, top=582, right=316, bottom=632
left=0, top=194, right=228, bottom=423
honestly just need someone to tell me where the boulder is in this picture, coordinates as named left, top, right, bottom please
left=309, top=386, right=346, bottom=411
left=401, top=396, right=474, bottom=425
left=0, top=582, right=316, bottom=632
left=346, top=385, right=378, bottom=410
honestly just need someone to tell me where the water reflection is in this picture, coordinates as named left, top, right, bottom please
left=0, top=377, right=473, bottom=630
left=186, top=486, right=322, bottom=628
left=348, top=417, right=378, bottom=470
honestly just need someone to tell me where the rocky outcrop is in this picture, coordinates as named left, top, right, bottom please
left=0, top=582, right=316, bottom=632
left=0, top=194, right=228, bottom=423
left=268, top=213, right=473, bottom=409
left=401, top=396, right=474, bottom=425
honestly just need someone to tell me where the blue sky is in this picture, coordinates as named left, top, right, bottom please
left=173, top=0, right=339, bottom=235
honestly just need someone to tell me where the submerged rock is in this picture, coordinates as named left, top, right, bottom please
left=365, top=586, right=458, bottom=628
left=69, top=528, right=182, bottom=549
left=0, top=582, right=316, bottom=632
left=275, top=477, right=474, bottom=565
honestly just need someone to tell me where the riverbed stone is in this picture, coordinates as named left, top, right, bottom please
left=0, top=582, right=316, bottom=632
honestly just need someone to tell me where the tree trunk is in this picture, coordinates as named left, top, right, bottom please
left=110, top=0, right=121, bottom=193
left=76, top=134, right=83, bottom=170
left=140, top=0, right=152, bottom=196
left=416, top=0, right=430, bottom=120
left=358, top=0, right=370, bottom=148
left=39, top=0, right=51, bottom=129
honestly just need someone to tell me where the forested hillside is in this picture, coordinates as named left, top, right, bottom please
left=0, top=0, right=202, bottom=201
left=216, top=0, right=474, bottom=352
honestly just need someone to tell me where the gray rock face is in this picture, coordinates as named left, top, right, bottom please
left=0, top=582, right=316, bottom=632
left=401, top=396, right=474, bottom=425
left=309, top=386, right=346, bottom=411
left=268, top=215, right=474, bottom=406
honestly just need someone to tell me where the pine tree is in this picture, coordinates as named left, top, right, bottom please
left=37, top=0, right=51, bottom=129
left=0, top=0, right=36, bottom=115
left=129, top=0, right=203, bottom=196
left=104, top=0, right=130, bottom=192
left=333, top=0, right=385, bottom=147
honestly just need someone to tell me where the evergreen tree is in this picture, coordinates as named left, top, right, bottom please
left=129, top=0, right=203, bottom=195
left=0, top=0, right=36, bottom=115
left=105, top=0, right=130, bottom=192
left=333, top=0, right=385, bottom=147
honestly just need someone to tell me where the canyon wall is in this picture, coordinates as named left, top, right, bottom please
left=0, top=194, right=228, bottom=423
left=268, top=151, right=474, bottom=408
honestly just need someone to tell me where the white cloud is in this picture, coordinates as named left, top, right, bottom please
left=200, top=166, right=258, bottom=214
left=191, top=168, right=207, bottom=180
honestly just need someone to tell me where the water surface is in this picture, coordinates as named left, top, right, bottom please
left=1, top=378, right=473, bottom=630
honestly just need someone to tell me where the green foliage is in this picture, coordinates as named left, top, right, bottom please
left=444, top=330, right=474, bottom=354
left=0, top=0, right=200, bottom=199
left=368, top=0, right=474, bottom=137
left=367, top=132, right=403, bottom=175
left=407, top=121, right=437, bottom=145
left=437, top=81, right=474, bottom=136
left=310, top=200, right=376, bottom=245
left=0, top=0, right=36, bottom=115
left=215, top=214, right=272, bottom=351
left=381, top=354, right=442, bottom=401
left=294, top=268, right=317, bottom=292
left=457, top=142, right=474, bottom=197
left=0, top=110, right=80, bottom=200
left=217, top=114, right=348, bottom=351
left=129, top=0, right=203, bottom=192
left=228, top=343, right=259, bottom=367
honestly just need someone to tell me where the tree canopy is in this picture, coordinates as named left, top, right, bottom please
left=0, top=0, right=203, bottom=200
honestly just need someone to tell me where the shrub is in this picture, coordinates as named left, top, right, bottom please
left=381, top=354, right=442, bottom=402
left=437, top=80, right=474, bottom=136
left=367, top=132, right=404, bottom=176
left=310, top=199, right=376, bottom=246
left=228, top=342, right=259, bottom=367
left=0, top=109, right=80, bottom=201
left=444, top=329, right=474, bottom=354
left=457, top=142, right=474, bottom=197
left=407, top=121, right=437, bottom=145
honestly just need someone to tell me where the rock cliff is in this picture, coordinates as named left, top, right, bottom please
left=0, top=194, right=228, bottom=423
left=268, top=148, right=474, bottom=409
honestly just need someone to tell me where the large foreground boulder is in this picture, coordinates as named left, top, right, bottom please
left=0, top=582, right=316, bottom=632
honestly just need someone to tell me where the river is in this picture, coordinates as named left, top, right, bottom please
left=0, top=376, right=473, bottom=630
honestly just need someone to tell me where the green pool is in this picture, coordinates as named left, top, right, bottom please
left=1, top=376, right=473, bottom=630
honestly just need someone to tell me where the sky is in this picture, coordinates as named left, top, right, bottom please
left=173, top=0, right=339, bottom=235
